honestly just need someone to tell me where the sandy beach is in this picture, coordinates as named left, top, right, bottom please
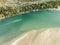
left=58, top=6, right=60, bottom=9
left=10, top=28, right=60, bottom=45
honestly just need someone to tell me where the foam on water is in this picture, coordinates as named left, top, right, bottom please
left=5, top=19, right=22, bottom=25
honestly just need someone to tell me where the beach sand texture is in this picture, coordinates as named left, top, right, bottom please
left=11, top=28, right=60, bottom=45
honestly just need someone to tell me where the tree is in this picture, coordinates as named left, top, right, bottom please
left=0, top=0, right=2, bottom=2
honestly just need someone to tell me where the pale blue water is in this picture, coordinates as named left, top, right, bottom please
left=0, top=10, right=60, bottom=45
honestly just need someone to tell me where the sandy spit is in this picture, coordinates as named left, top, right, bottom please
left=10, top=28, right=60, bottom=45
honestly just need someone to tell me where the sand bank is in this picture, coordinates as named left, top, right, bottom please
left=11, top=28, right=60, bottom=45
left=58, top=6, right=60, bottom=9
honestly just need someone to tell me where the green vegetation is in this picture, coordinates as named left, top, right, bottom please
left=0, top=1, right=60, bottom=18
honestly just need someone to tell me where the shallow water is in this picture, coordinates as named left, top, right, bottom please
left=0, top=10, right=60, bottom=45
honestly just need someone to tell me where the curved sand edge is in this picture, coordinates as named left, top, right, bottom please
left=10, top=30, right=38, bottom=45
left=10, top=28, right=60, bottom=45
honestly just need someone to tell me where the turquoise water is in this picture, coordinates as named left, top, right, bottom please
left=0, top=10, right=60, bottom=44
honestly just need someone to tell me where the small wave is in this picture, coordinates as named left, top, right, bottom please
left=5, top=19, right=22, bottom=25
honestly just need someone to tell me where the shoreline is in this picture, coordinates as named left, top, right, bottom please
left=0, top=0, right=60, bottom=20
left=0, top=6, right=60, bottom=20
left=10, top=28, right=60, bottom=45
left=11, top=32, right=29, bottom=45
left=10, top=30, right=38, bottom=45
